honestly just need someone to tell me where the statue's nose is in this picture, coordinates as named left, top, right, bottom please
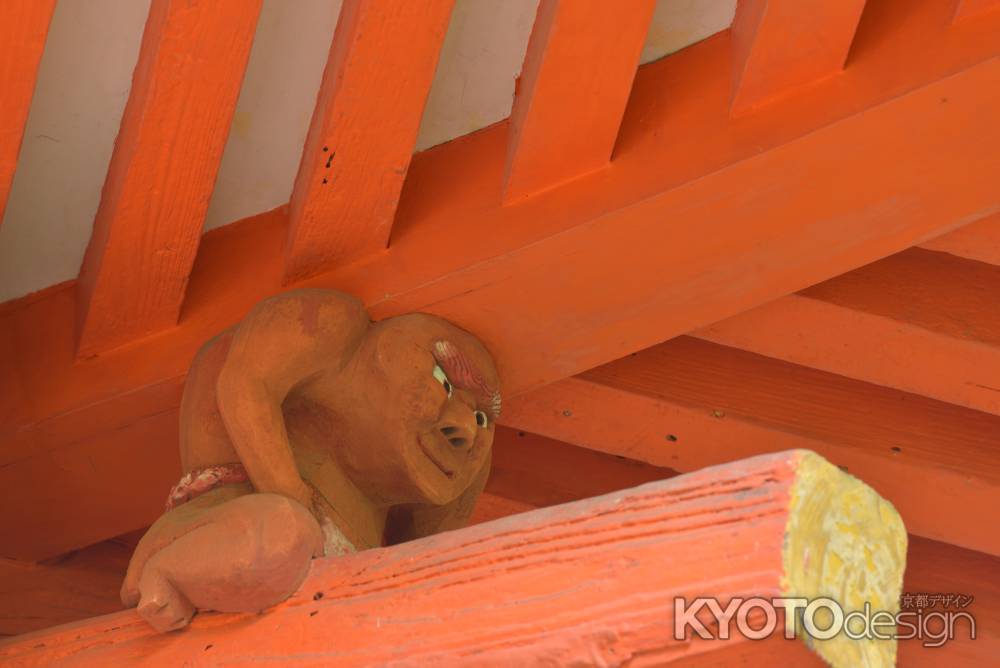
left=439, top=424, right=474, bottom=448
left=438, top=399, right=477, bottom=449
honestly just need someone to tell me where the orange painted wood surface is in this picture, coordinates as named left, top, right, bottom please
left=2, top=0, right=999, bottom=560
left=9, top=535, right=996, bottom=666
left=503, top=337, right=1000, bottom=556
left=74, top=0, right=262, bottom=357
left=473, top=429, right=675, bottom=525
left=0, top=451, right=827, bottom=666
left=899, top=536, right=1000, bottom=666
left=0, top=429, right=673, bottom=636
left=284, top=0, right=454, bottom=282
left=695, top=247, right=1000, bottom=416
left=0, top=539, right=135, bottom=638
left=502, top=0, right=654, bottom=200
left=0, top=0, right=56, bottom=225
left=953, top=0, right=1000, bottom=21
left=0, top=399, right=182, bottom=561
left=488, top=436, right=994, bottom=664
left=730, top=0, right=867, bottom=113
left=1, top=432, right=994, bottom=667
left=919, top=210, right=1000, bottom=265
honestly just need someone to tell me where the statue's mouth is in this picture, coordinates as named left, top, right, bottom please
left=418, top=437, right=454, bottom=479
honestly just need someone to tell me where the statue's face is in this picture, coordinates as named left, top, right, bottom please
left=341, top=314, right=500, bottom=506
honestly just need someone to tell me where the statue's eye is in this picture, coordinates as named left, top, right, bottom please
left=432, top=364, right=452, bottom=397
left=474, top=410, right=488, bottom=429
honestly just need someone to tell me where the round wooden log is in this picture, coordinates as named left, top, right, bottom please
left=0, top=449, right=905, bottom=667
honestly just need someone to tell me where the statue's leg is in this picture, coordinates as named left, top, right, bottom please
left=122, top=488, right=323, bottom=632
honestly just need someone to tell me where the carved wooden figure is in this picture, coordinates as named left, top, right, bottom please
left=120, top=289, right=501, bottom=632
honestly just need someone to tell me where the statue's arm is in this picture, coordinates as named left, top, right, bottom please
left=384, top=451, right=492, bottom=544
left=216, top=289, right=368, bottom=511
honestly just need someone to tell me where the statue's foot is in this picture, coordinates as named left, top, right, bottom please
left=136, top=571, right=195, bottom=633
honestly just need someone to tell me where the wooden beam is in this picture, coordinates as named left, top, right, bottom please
left=0, top=428, right=671, bottom=635
left=74, top=0, right=261, bottom=357
left=900, top=537, right=1000, bottom=666
left=953, top=0, right=1000, bottom=22
left=0, top=402, right=181, bottom=561
left=730, top=0, right=867, bottom=113
left=365, top=56, right=1000, bottom=397
left=1, top=0, right=998, bottom=558
left=503, top=337, right=1000, bottom=557
left=2, top=432, right=995, bottom=668
left=486, top=444, right=1000, bottom=666
left=695, top=247, right=1000, bottom=416
left=0, top=0, right=56, bottom=225
left=0, top=450, right=905, bottom=667
left=284, top=0, right=454, bottom=282
left=0, top=539, right=134, bottom=638
left=919, top=210, right=1000, bottom=265
left=474, top=429, right=675, bottom=524
left=502, top=0, right=654, bottom=201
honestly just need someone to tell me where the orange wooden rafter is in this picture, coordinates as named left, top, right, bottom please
left=0, top=450, right=882, bottom=666
left=0, top=429, right=671, bottom=637
left=75, top=0, right=262, bottom=357
left=1, top=0, right=999, bottom=561
left=730, top=0, right=868, bottom=113
left=0, top=432, right=994, bottom=665
left=502, top=0, right=654, bottom=201
left=919, top=210, right=1000, bottom=266
left=483, top=437, right=999, bottom=667
left=0, top=0, right=56, bottom=225
left=382, top=59, right=999, bottom=396
left=284, top=0, right=454, bottom=283
left=475, top=429, right=675, bottom=522
left=0, top=541, right=133, bottom=638
left=9, top=533, right=995, bottom=668
left=953, top=0, right=1000, bottom=21
left=695, top=247, right=1000, bottom=416
left=503, top=337, right=1000, bottom=557
left=487, top=441, right=999, bottom=665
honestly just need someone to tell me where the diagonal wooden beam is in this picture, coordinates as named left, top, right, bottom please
left=503, top=337, right=1000, bottom=557
left=1, top=431, right=994, bottom=667
left=695, top=247, right=1000, bottom=416
left=0, top=429, right=672, bottom=636
left=919, top=210, right=1000, bottom=265
left=379, top=59, right=1000, bottom=396
left=0, top=0, right=56, bottom=226
left=730, top=0, right=868, bottom=113
left=953, top=0, right=1000, bottom=22
left=899, top=537, right=1000, bottom=665
left=0, top=541, right=133, bottom=638
left=1, top=0, right=998, bottom=560
left=476, top=429, right=675, bottom=522
left=283, top=0, right=454, bottom=283
left=502, top=0, right=655, bottom=201
left=0, top=450, right=905, bottom=667
left=75, top=0, right=262, bottom=357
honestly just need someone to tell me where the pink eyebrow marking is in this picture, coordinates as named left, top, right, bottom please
left=433, top=340, right=502, bottom=419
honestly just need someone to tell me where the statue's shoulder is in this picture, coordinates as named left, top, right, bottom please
left=237, top=289, right=369, bottom=336
left=250, top=288, right=365, bottom=317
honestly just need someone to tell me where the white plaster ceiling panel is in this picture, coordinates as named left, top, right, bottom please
left=203, top=0, right=343, bottom=231
left=0, top=0, right=152, bottom=302
left=0, top=0, right=736, bottom=302
left=641, top=0, right=736, bottom=65
left=414, top=0, right=539, bottom=152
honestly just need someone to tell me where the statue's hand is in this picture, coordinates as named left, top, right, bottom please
left=122, top=493, right=325, bottom=632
